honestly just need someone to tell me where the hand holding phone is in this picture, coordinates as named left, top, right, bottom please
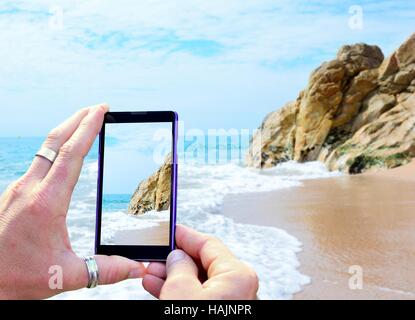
left=95, top=111, right=178, bottom=262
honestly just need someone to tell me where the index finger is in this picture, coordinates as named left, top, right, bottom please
left=28, top=107, right=91, bottom=180
left=41, top=104, right=109, bottom=198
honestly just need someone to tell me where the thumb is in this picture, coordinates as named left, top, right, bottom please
left=94, top=255, right=146, bottom=285
left=58, top=254, right=146, bottom=293
left=162, top=250, right=202, bottom=299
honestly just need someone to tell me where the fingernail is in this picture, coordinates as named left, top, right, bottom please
left=167, top=250, right=186, bottom=266
left=128, top=267, right=145, bottom=279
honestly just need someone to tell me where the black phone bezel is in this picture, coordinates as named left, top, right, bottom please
left=95, top=111, right=178, bottom=262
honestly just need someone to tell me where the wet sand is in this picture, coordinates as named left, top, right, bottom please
left=113, top=221, right=170, bottom=246
left=223, top=161, right=415, bottom=300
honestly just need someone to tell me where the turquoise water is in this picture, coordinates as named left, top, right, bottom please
left=0, top=137, right=43, bottom=192
left=103, top=194, right=131, bottom=212
left=0, top=136, right=247, bottom=211
left=0, top=136, right=341, bottom=300
left=0, top=135, right=250, bottom=210
left=0, top=137, right=99, bottom=193
left=0, top=137, right=127, bottom=213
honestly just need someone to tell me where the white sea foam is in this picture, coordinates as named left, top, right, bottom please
left=54, top=160, right=340, bottom=300
left=101, top=210, right=169, bottom=245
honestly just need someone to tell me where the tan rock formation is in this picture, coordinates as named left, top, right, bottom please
left=325, top=94, right=415, bottom=173
left=128, top=154, right=172, bottom=215
left=247, top=33, right=415, bottom=174
left=246, top=100, right=299, bottom=168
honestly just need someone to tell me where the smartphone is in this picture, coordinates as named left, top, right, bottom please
left=95, top=111, right=178, bottom=262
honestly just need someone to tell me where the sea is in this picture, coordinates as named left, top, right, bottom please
left=0, top=137, right=340, bottom=300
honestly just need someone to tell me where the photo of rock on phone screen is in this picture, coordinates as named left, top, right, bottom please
left=101, top=122, right=172, bottom=246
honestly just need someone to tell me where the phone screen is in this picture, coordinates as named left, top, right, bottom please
left=100, top=121, right=173, bottom=247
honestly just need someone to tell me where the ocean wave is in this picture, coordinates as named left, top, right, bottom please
left=101, top=210, right=169, bottom=245
left=54, top=160, right=339, bottom=300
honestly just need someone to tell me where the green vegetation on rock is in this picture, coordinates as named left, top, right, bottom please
left=246, top=33, right=415, bottom=174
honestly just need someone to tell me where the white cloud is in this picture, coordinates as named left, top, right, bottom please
left=0, top=0, right=414, bottom=135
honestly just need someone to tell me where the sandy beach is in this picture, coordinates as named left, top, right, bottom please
left=113, top=221, right=170, bottom=246
left=223, top=161, right=415, bottom=300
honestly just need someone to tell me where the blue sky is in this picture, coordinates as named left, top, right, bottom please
left=0, top=0, right=414, bottom=136
left=103, top=122, right=172, bottom=194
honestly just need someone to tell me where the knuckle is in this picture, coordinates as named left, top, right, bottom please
left=27, top=189, right=50, bottom=214
left=7, top=178, right=26, bottom=199
left=101, top=263, right=124, bottom=285
left=79, top=118, right=91, bottom=131
left=60, top=140, right=87, bottom=160
left=52, top=160, right=69, bottom=182
left=59, top=142, right=76, bottom=158
left=202, top=235, right=229, bottom=254
left=19, top=172, right=34, bottom=184
left=204, top=234, right=222, bottom=247
left=46, top=127, right=62, bottom=145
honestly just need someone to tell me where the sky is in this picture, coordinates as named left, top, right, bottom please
left=0, top=0, right=414, bottom=136
left=103, top=122, right=172, bottom=194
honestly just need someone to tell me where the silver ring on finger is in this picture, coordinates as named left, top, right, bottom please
left=83, top=256, right=100, bottom=289
left=35, top=147, right=58, bottom=163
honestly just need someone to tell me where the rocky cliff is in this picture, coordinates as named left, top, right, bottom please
left=128, top=154, right=172, bottom=215
left=247, top=33, right=415, bottom=173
